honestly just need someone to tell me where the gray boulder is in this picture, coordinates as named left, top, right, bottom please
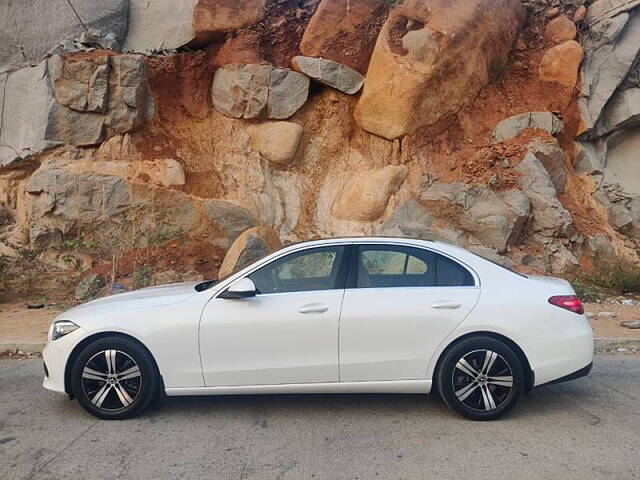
left=492, top=112, right=564, bottom=142
left=0, top=0, right=128, bottom=71
left=0, top=62, right=60, bottom=168
left=517, top=151, right=573, bottom=238
left=468, top=245, right=515, bottom=268
left=527, top=138, right=567, bottom=194
left=586, top=0, right=640, bottom=23
left=202, top=200, right=257, bottom=246
left=0, top=55, right=154, bottom=168
left=596, top=82, right=640, bottom=136
left=123, top=0, right=197, bottom=52
left=211, top=64, right=310, bottom=120
left=580, top=7, right=640, bottom=130
left=218, top=226, right=282, bottom=278
left=376, top=199, right=468, bottom=246
left=417, top=182, right=530, bottom=252
left=27, top=168, right=130, bottom=227
left=292, top=56, right=364, bottom=94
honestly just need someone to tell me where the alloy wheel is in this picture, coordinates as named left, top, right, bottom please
left=451, top=349, right=514, bottom=412
left=81, top=349, right=142, bottom=411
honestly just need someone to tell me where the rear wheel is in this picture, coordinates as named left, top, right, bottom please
left=71, top=336, right=159, bottom=419
left=437, top=336, right=524, bottom=420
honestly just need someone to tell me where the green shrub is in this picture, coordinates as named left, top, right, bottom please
left=567, top=251, right=640, bottom=301
left=133, top=265, right=153, bottom=289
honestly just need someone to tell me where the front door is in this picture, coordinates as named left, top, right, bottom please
left=339, top=244, right=480, bottom=382
left=199, top=245, right=350, bottom=386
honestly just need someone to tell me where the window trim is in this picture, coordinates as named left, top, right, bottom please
left=347, top=243, right=478, bottom=289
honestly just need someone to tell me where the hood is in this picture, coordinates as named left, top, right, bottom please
left=58, top=282, right=201, bottom=322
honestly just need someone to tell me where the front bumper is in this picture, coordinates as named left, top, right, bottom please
left=42, top=328, right=83, bottom=394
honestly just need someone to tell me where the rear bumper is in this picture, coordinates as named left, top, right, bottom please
left=538, top=361, right=593, bottom=387
left=528, top=321, right=594, bottom=386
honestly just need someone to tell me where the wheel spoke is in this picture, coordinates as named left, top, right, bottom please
left=91, top=383, right=112, bottom=408
left=455, top=358, right=479, bottom=378
left=481, top=350, right=498, bottom=376
left=118, top=365, right=140, bottom=381
left=113, top=383, right=134, bottom=407
left=105, top=350, right=117, bottom=375
left=488, top=376, right=513, bottom=388
left=480, top=385, right=497, bottom=411
left=455, top=382, right=479, bottom=402
left=83, top=367, right=108, bottom=381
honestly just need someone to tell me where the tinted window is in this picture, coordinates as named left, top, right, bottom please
left=355, top=245, right=474, bottom=288
left=249, top=246, right=347, bottom=294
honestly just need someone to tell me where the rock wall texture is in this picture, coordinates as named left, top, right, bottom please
left=1, top=0, right=640, bottom=290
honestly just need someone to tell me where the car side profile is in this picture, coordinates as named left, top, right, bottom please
left=42, top=237, right=594, bottom=421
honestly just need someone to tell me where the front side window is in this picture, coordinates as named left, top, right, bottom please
left=356, top=245, right=474, bottom=288
left=249, top=246, right=347, bottom=294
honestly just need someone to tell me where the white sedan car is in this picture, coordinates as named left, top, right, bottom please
left=43, top=237, right=593, bottom=421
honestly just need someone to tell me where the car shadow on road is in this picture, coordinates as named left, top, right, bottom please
left=138, top=388, right=579, bottom=423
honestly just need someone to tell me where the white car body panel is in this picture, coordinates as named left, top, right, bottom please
left=200, top=289, right=342, bottom=386
left=340, top=286, right=480, bottom=382
left=42, top=237, right=594, bottom=399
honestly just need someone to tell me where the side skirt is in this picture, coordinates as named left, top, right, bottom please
left=165, top=380, right=432, bottom=397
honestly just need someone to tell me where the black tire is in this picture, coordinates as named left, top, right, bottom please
left=436, top=336, right=524, bottom=421
left=71, top=336, right=159, bottom=420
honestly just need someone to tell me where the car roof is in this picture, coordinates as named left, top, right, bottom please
left=279, top=236, right=454, bottom=253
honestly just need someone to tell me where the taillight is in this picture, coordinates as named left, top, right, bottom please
left=548, top=295, right=584, bottom=314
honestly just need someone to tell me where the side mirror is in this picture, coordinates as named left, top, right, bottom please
left=219, top=277, right=257, bottom=299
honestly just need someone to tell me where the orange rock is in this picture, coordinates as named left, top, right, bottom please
left=539, top=40, right=584, bottom=90
left=218, top=226, right=282, bottom=278
left=299, top=0, right=387, bottom=74
left=573, top=5, right=587, bottom=22
left=545, top=7, right=561, bottom=18
left=355, top=0, right=525, bottom=140
left=544, top=15, right=577, bottom=44
left=332, top=165, right=408, bottom=222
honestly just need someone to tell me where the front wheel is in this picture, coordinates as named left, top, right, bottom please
left=436, top=336, right=524, bottom=421
left=71, top=336, right=159, bottom=419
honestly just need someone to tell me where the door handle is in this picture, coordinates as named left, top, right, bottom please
left=298, top=303, right=329, bottom=314
left=431, top=301, right=462, bottom=310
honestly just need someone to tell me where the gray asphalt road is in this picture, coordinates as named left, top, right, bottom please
left=1, top=356, right=639, bottom=480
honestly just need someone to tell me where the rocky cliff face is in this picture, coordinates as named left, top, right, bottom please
left=1, top=0, right=639, bottom=294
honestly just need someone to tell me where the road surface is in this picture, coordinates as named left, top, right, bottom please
left=1, top=356, right=639, bottom=479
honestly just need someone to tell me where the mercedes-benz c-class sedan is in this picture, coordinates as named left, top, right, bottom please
left=42, top=237, right=593, bottom=420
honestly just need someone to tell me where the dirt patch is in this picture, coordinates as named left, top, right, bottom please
left=85, top=237, right=225, bottom=284
left=586, top=302, right=640, bottom=339
left=0, top=301, right=58, bottom=350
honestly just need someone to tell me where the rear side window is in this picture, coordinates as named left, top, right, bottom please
left=354, top=245, right=474, bottom=288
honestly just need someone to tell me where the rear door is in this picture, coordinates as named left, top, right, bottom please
left=339, top=244, right=480, bottom=382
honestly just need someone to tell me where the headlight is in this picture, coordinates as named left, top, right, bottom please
left=51, top=321, right=80, bottom=341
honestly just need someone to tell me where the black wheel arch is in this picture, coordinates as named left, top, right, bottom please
left=432, top=331, right=535, bottom=395
left=64, top=332, right=164, bottom=398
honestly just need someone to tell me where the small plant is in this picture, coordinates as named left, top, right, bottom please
left=133, top=265, right=153, bottom=289
left=149, top=226, right=185, bottom=246
left=566, top=250, right=640, bottom=302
